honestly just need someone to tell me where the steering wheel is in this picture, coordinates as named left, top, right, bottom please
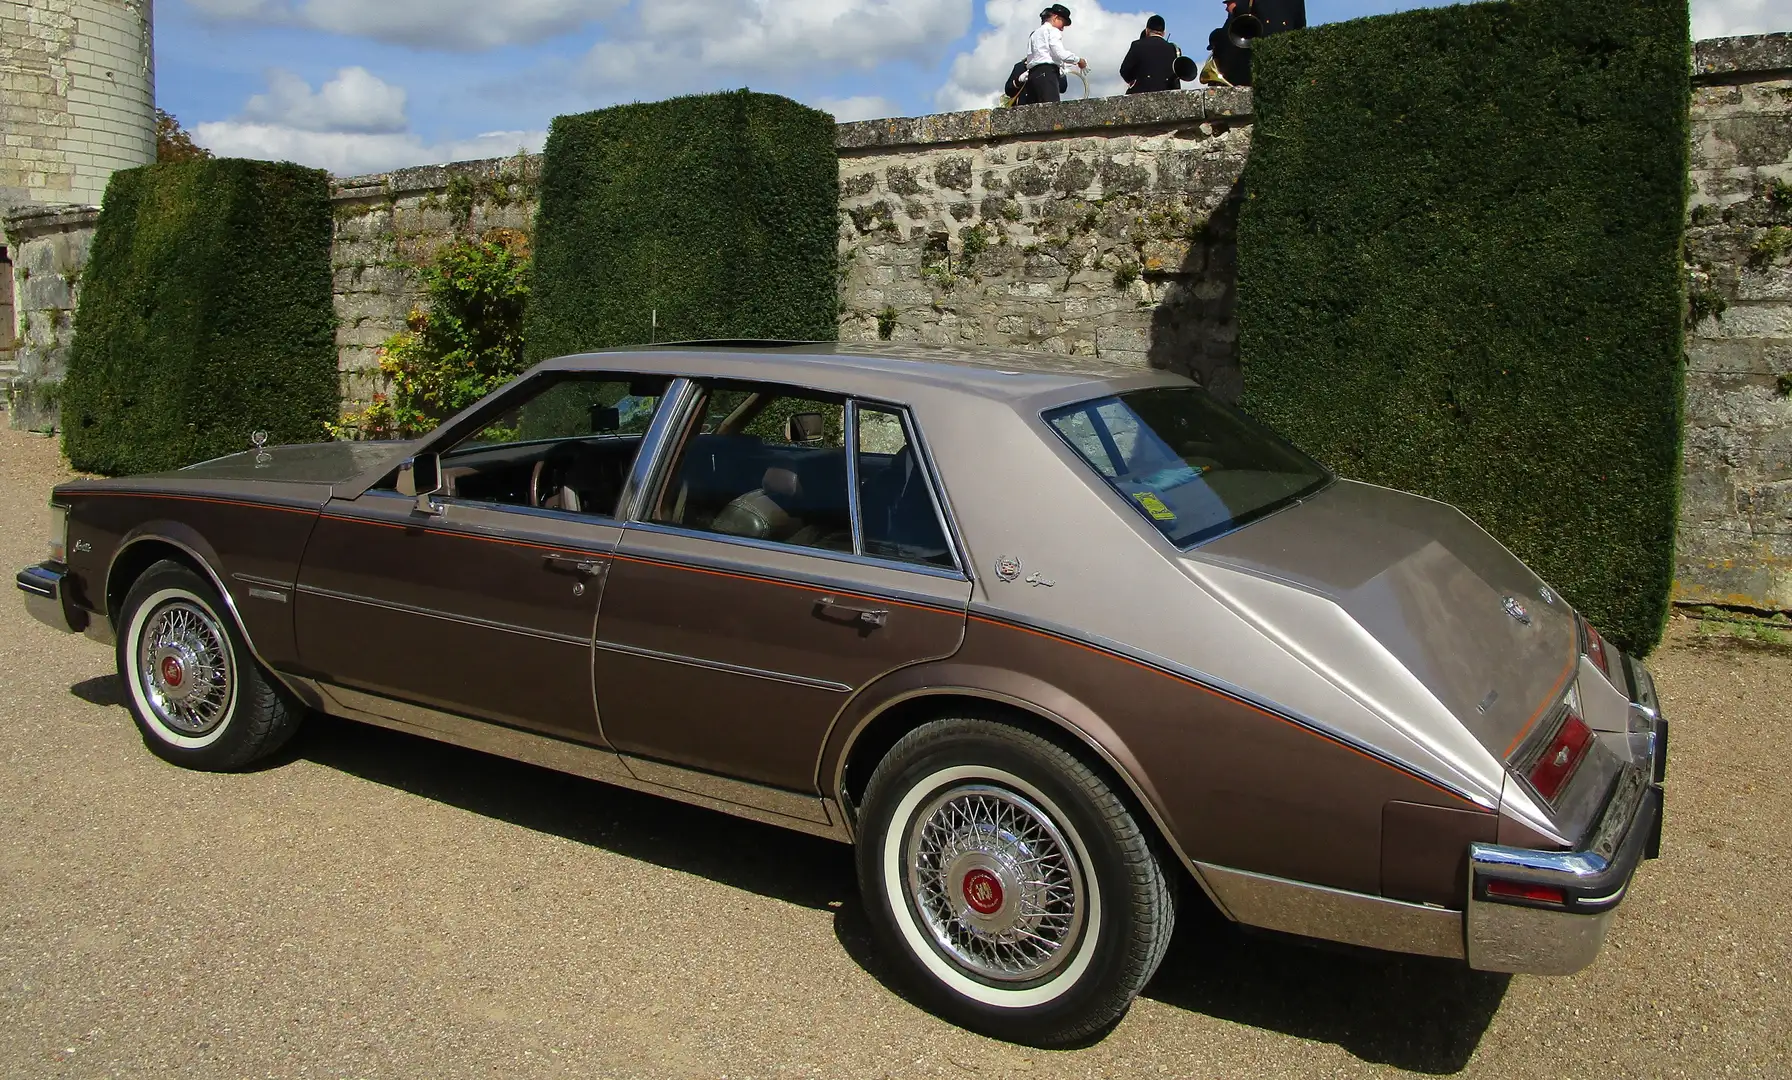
left=529, top=457, right=555, bottom=508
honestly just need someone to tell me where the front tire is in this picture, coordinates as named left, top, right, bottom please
left=856, top=717, right=1177, bottom=1046
left=117, top=560, right=303, bottom=771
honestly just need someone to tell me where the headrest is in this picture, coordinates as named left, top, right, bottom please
left=762, top=467, right=801, bottom=498
left=785, top=412, right=826, bottom=445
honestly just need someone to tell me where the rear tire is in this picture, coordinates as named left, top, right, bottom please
left=116, top=560, right=303, bottom=771
left=855, top=717, right=1177, bottom=1046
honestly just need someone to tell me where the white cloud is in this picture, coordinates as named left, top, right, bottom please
left=937, top=0, right=1164, bottom=113
left=815, top=95, right=903, bottom=122
left=242, top=67, right=408, bottom=133
left=578, top=0, right=972, bottom=97
left=185, top=0, right=625, bottom=50
left=194, top=122, right=546, bottom=176
left=194, top=68, right=542, bottom=174
left=1691, top=0, right=1792, bottom=38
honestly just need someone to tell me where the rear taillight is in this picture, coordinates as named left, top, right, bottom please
left=1581, top=617, right=1611, bottom=678
left=1526, top=709, right=1593, bottom=802
left=1486, top=879, right=1567, bottom=905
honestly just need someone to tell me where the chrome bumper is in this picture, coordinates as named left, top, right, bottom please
left=17, top=562, right=89, bottom=635
left=1466, top=662, right=1667, bottom=976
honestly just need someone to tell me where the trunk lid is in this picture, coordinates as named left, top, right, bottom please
left=1194, top=479, right=1578, bottom=759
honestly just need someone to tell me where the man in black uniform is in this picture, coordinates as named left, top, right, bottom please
left=1120, top=15, right=1182, bottom=94
left=1206, top=0, right=1252, bottom=86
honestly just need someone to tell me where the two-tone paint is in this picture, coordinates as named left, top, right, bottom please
left=18, top=342, right=1666, bottom=972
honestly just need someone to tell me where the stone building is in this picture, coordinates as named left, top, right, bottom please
left=1, top=0, right=156, bottom=424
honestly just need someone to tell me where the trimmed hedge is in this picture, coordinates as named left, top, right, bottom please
left=1235, top=0, right=1690, bottom=655
left=525, top=91, right=838, bottom=361
left=61, top=159, right=337, bottom=475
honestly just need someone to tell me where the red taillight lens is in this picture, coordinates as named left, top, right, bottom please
left=1486, top=879, right=1568, bottom=905
left=1582, top=618, right=1611, bottom=677
left=1526, top=711, right=1593, bottom=802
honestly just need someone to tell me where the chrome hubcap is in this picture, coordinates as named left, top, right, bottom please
left=137, top=599, right=233, bottom=736
left=904, top=783, right=1086, bottom=983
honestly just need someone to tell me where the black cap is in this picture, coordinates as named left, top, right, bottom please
left=1146, top=13, right=1165, bottom=30
left=1042, top=4, right=1073, bottom=25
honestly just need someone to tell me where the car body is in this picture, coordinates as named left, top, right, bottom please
left=18, top=342, right=1667, bottom=1043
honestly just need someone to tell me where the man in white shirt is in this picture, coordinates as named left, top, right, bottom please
left=1018, top=4, right=1086, bottom=105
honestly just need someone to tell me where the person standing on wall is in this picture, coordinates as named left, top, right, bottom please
left=1019, top=4, right=1086, bottom=105
left=1121, top=14, right=1183, bottom=93
left=1204, top=0, right=1253, bottom=86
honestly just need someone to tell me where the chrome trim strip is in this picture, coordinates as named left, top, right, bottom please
left=898, top=405, right=973, bottom=580
left=966, top=601, right=1492, bottom=809
left=316, top=684, right=849, bottom=841
left=246, top=587, right=290, bottom=603
left=1195, top=863, right=1466, bottom=960
left=826, top=684, right=1234, bottom=918
left=594, top=636, right=853, bottom=693
left=844, top=399, right=866, bottom=557
left=103, top=534, right=309, bottom=703
left=293, top=583, right=590, bottom=647
left=622, top=520, right=969, bottom=585
left=621, top=377, right=699, bottom=522
left=621, top=756, right=835, bottom=824
left=232, top=571, right=293, bottom=589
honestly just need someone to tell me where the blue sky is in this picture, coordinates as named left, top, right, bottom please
left=161, top=0, right=1787, bottom=177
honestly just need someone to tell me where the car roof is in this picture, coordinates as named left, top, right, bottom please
left=538, top=340, right=1188, bottom=402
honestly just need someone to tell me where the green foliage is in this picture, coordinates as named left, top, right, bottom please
left=1749, top=225, right=1792, bottom=265
left=877, top=306, right=899, bottom=340
left=329, top=236, right=531, bottom=440
left=525, top=91, right=838, bottom=359
left=1236, top=0, right=1691, bottom=655
left=60, top=159, right=336, bottom=475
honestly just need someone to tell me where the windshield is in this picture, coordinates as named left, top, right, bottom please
left=1045, top=387, right=1331, bottom=547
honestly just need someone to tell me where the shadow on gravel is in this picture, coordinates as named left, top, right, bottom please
left=1141, top=899, right=1509, bottom=1073
left=282, top=710, right=1506, bottom=1067
left=70, top=674, right=126, bottom=707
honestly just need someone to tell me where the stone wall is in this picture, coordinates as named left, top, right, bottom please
left=1681, top=32, right=1792, bottom=611
left=834, top=90, right=1253, bottom=399
left=0, top=0, right=156, bottom=211
left=1, top=203, right=96, bottom=430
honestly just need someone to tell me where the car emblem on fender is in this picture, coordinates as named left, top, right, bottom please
left=1503, top=595, right=1531, bottom=625
left=994, top=556, right=1022, bottom=582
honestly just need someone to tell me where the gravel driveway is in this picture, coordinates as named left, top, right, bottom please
left=1, top=424, right=1787, bottom=1079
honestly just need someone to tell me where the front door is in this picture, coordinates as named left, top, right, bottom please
left=594, top=384, right=972, bottom=792
left=295, top=373, right=670, bottom=743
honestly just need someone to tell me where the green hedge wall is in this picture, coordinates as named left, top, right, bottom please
left=61, top=159, right=337, bottom=475
left=1235, top=0, right=1690, bottom=655
left=525, top=91, right=838, bottom=361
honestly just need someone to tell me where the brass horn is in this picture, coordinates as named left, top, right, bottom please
left=1172, top=50, right=1200, bottom=82
left=1226, top=5, right=1263, bottom=48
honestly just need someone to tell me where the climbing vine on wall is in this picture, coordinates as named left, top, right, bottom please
left=329, top=233, right=531, bottom=440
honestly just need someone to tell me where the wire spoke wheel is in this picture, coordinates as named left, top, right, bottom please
left=903, top=782, right=1088, bottom=984
left=135, top=598, right=235, bottom=738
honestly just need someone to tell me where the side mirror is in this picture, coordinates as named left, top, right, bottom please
left=396, top=453, right=444, bottom=514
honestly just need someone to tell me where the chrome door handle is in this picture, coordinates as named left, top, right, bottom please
left=816, top=596, right=888, bottom=628
left=543, top=553, right=604, bottom=576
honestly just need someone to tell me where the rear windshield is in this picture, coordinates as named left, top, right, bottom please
left=1045, top=387, right=1331, bottom=548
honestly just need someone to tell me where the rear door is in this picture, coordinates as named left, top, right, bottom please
left=294, top=373, right=669, bottom=743
left=594, top=384, right=972, bottom=793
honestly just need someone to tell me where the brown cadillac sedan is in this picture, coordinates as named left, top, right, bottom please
left=18, top=343, right=1666, bottom=1045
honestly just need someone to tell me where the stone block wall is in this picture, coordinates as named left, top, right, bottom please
left=0, top=0, right=156, bottom=211
left=1682, top=33, right=1792, bottom=611
left=1, top=203, right=96, bottom=430
left=835, top=90, right=1252, bottom=400
left=329, top=155, right=539, bottom=404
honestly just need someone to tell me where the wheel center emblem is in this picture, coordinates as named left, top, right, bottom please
left=962, top=868, right=1004, bottom=915
left=160, top=656, right=184, bottom=687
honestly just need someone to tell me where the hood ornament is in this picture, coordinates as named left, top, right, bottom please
left=251, top=430, right=273, bottom=467
left=1539, top=584, right=1556, bottom=605
left=1502, top=595, right=1532, bottom=625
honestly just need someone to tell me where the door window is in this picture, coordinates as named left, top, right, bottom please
left=650, top=383, right=853, bottom=553
left=855, top=405, right=955, bottom=569
left=430, top=373, right=669, bottom=517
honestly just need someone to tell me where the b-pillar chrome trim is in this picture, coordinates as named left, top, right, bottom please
left=312, top=682, right=850, bottom=842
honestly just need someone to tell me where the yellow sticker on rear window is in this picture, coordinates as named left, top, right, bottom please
left=1131, top=491, right=1176, bottom=522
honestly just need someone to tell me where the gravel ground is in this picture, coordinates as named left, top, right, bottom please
left=0, top=423, right=1788, bottom=1079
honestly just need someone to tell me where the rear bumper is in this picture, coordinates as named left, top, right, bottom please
left=17, top=562, right=88, bottom=634
left=1465, top=661, right=1667, bottom=975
